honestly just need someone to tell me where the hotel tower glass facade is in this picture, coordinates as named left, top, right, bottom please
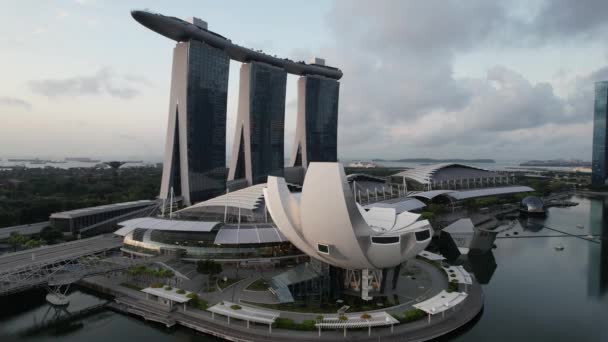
left=228, top=62, right=287, bottom=185
left=160, top=40, right=230, bottom=205
left=291, top=75, right=340, bottom=168
left=592, top=81, right=608, bottom=187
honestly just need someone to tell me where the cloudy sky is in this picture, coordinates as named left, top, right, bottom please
left=1, top=0, right=607, bottom=162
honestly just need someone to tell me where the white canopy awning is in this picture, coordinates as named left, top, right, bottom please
left=207, top=301, right=279, bottom=325
left=413, top=290, right=468, bottom=315
left=141, top=287, right=192, bottom=303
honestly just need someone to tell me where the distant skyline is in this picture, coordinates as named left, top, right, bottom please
left=2, top=0, right=608, bottom=161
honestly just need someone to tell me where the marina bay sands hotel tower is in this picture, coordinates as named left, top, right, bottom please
left=132, top=10, right=342, bottom=205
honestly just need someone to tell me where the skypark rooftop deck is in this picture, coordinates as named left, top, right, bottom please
left=131, top=10, right=343, bottom=79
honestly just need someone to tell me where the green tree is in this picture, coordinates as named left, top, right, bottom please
left=197, top=259, right=223, bottom=289
left=7, top=232, right=27, bottom=252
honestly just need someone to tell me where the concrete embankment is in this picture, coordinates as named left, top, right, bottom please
left=77, top=275, right=483, bottom=342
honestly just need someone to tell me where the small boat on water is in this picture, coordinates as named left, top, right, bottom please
left=554, top=244, right=565, bottom=251
left=576, top=224, right=584, bottom=229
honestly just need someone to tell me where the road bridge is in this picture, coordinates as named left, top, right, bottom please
left=0, top=235, right=152, bottom=296
left=0, top=221, right=50, bottom=239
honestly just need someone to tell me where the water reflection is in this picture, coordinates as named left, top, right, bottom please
left=518, top=217, right=544, bottom=232
left=1, top=195, right=607, bottom=341
left=588, top=197, right=608, bottom=298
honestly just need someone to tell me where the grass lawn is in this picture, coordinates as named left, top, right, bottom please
left=245, top=278, right=270, bottom=291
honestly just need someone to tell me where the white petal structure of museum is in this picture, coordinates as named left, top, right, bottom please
left=264, top=162, right=433, bottom=271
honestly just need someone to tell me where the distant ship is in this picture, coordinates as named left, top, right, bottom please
left=65, top=157, right=101, bottom=163
left=8, top=158, right=37, bottom=162
left=347, top=161, right=377, bottom=168
left=8, top=158, right=46, bottom=164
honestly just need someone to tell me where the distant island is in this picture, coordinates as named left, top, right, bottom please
left=372, top=158, right=495, bottom=163
left=520, top=159, right=591, bottom=167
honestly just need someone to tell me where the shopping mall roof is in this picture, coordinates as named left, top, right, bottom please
left=409, top=186, right=534, bottom=201
left=180, top=183, right=267, bottom=212
left=114, top=217, right=222, bottom=236
left=50, top=200, right=156, bottom=219
left=214, top=224, right=287, bottom=244
left=393, top=163, right=498, bottom=185
left=408, top=190, right=455, bottom=200
left=448, top=186, right=534, bottom=200
left=346, top=173, right=387, bottom=183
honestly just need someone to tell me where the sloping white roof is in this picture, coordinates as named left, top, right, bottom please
left=409, top=189, right=455, bottom=200
left=213, top=225, right=287, bottom=244
left=409, top=186, right=534, bottom=201
left=114, top=217, right=221, bottom=236
left=316, top=311, right=398, bottom=329
left=178, top=183, right=267, bottom=212
left=50, top=200, right=156, bottom=219
left=141, top=287, right=192, bottom=303
left=363, top=207, right=396, bottom=230
left=393, top=211, right=421, bottom=230
left=386, top=219, right=430, bottom=235
left=447, top=186, right=534, bottom=200
left=444, top=265, right=473, bottom=284
left=393, top=163, right=494, bottom=185
left=207, top=301, right=279, bottom=324
left=364, top=198, right=426, bottom=213
left=413, top=290, right=468, bottom=315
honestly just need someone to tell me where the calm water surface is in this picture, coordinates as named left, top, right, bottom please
left=1, top=195, right=606, bottom=341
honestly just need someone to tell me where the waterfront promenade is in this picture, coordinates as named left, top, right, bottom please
left=80, top=262, right=483, bottom=342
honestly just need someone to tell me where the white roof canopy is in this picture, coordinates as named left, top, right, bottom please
left=409, top=186, right=534, bottom=201
left=51, top=200, right=156, bottom=219
left=393, top=163, right=495, bottom=185
left=418, top=250, right=446, bottom=261
left=207, top=301, right=279, bottom=325
left=316, top=311, right=399, bottom=329
left=214, top=225, right=287, bottom=244
left=178, top=183, right=267, bottom=212
left=444, top=265, right=473, bottom=285
left=448, top=186, right=534, bottom=200
left=114, top=217, right=221, bottom=236
left=141, top=287, right=192, bottom=303
left=413, top=290, right=468, bottom=315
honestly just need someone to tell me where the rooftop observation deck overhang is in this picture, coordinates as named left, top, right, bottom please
left=131, top=10, right=343, bottom=80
